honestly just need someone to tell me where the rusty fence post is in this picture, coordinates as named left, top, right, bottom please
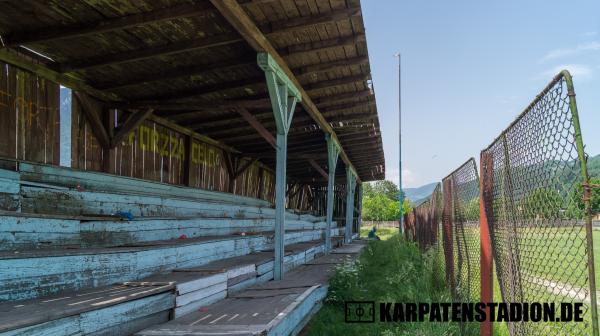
left=442, top=178, right=455, bottom=293
left=480, top=153, right=494, bottom=336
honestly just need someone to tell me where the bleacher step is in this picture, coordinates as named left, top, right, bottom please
left=136, top=242, right=366, bottom=336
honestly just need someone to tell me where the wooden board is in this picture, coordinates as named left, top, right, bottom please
left=0, top=284, right=174, bottom=333
left=136, top=243, right=366, bottom=336
left=125, top=271, right=227, bottom=296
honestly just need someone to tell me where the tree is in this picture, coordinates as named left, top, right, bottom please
left=565, top=177, right=600, bottom=219
left=361, top=180, right=411, bottom=221
left=519, top=188, right=563, bottom=220
left=369, top=180, right=400, bottom=200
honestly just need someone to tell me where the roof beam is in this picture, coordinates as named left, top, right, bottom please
left=112, top=98, right=271, bottom=112
left=296, top=56, right=368, bottom=75
left=59, top=8, right=362, bottom=73
left=131, top=55, right=371, bottom=102
left=111, top=108, right=154, bottom=148
left=307, top=159, right=328, bottom=179
left=0, top=48, right=121, bottom=102
left=256, top=6, right=361, bottom=36
left=74, top=92, right=111, bottom=149
left=192, top=102, right=375, bottom=134
left=100, top=52, right=366, bottom=93
left=280, top=34, right=365, bottom=56
left=305, top=74, right=369, bottom=92
left=95, top=57, right=255, bottom=90
left=314, top=90, right=373, bottom=106
left=3, top=3, right=214, bottom=46
left=235, top=107, right=276, bottom=148
left=61, top=33, right=244, bottom=72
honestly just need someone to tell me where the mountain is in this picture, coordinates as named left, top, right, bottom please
left=403, top=182, right=438, bottom=204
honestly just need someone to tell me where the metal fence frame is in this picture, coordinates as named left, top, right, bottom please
left=410, top=71, right=598, bottom=336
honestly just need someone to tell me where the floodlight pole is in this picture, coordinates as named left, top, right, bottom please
left=396, top=53, right=403, bottom=237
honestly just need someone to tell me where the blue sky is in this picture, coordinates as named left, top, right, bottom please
left=362, top=0, right=600, bottom=188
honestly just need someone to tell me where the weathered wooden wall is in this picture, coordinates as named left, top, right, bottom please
left=0, top=63, right=337, bottom=213
left=71, top=104, right=277, bottom=203
left=0, top=62, right=59, bottom=165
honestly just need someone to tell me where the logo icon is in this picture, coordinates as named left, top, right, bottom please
left=345, top=301, right=375, bottom=323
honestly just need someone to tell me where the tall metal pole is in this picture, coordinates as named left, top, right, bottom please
left=396, top=53, right=403, bottom=236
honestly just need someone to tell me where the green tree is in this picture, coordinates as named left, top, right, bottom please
left=565, top=177, right=600, bottom=219
left=368, top=180, right=400, bottom=200
left=361, top=180, right=411, bottom=221
left=519, top=188, right=563, bottom=220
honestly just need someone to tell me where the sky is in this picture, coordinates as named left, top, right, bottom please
left=361, top=0, right=600, bottom=188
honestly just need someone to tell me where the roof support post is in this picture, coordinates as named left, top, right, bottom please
left=258, top=53, right=301, bottom=280
left=345, top=166, right=357, bottom=243
left=325, top=134, right=340, bottom=252
left=357, top=183, right=363, bottom=238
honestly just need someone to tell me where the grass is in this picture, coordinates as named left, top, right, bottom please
left=304, top=234, right=476, bottom=335
left=360, top=226, right=398, bottom=241
left=304, top=227, right=600, bottom=334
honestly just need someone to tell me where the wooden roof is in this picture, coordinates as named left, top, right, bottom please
left=0, top=0, right=385, bottom=183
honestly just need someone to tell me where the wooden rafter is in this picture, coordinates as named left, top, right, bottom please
left=96, top=57, right=255, bottom=90
left=58, top=8, right=362, bottom=73
left=313, top=90, right=373, bottom=106
left=131, top=56, right=371, bottom=103
left=3, top=3, right=214, bottom=46
left=235, top=108, right=276, bottom=148
left=307, top=159, right=329, bottom=179
left=61, top=33, right=243, bottom=72
left=280, top=34, right=365, bottom=56
left=74, top=92, right=111, bottom=149
left=296, top=56, right=369, bottom=75
left=111, top=108, right=154, bottom=148
left=305, top=74, right=369, bottom=92
left=100, top=53, right=367, bottom=92
left=0, top=49, right=120, bottom=102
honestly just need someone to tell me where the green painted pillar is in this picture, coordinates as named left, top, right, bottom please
left=258, top=53, right=301, bottom=280
left=325, top=134, right=340, bottom=252
left=345, top=166, right=357, bottom=243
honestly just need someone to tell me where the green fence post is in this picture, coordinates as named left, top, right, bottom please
left=563, top=70, right=599, bottom=336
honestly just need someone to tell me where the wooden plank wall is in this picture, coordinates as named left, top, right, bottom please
left=71, top=105, right=277, bottom=203
left=0, top=64, right=327, bottom=212
left=0, top=62, right=60, bottom=165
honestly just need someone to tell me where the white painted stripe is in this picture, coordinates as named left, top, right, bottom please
left=252, top=313, right=259, bottom=317
left=227, top=313, right=239, bottom=321
left=91, top=296, right=127, bottom=306
left=190, top=314, right=212, bottom=326
left=69, top=296, right=107, bottom=306
left=42, top=296, right=71, bottom=303
left=209, top=314, right=228, bottom=324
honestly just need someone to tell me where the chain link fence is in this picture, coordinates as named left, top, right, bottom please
left=443, top=158, right=481, bottom=304
left=409, top=71, right=598, bottom=335
left=480, top=71, right=597, bottom=335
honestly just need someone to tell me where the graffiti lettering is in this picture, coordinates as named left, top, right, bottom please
left=191, top=142, right=219, bottom=167
left=132, top=124, right=185, bottom=160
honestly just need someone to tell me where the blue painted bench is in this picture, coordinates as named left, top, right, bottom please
left=18, top=162, right=271, bottom=208
left=0, top=228, right=343, bottom=301
left=0, top=213, right=333, bottom=250
left=0, top=241, right=337, bottom=336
